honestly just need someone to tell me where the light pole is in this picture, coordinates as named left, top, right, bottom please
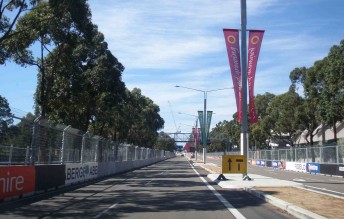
left=178, top=112, right=199, bottom=160
left=175, top=85, right=232, bottom=164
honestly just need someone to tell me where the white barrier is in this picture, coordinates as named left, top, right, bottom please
left=285, top=162, right=307, bottom=173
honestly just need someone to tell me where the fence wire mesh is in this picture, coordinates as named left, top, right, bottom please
left=249, top=144, right=344, bottom=164
left=1, top=115, right=172, bottom=165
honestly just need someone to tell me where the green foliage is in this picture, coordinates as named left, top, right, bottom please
left=40, top=26, right=126, bottom=133
left=0, top=95, right=14, bottom=144
left=3, top=112, right=35, bottom=147
left=265, top=90, right=303, bottom=146
left=154, top=132, right=176, bottom=152
left=118, top=88, right=164, bottom=148
left=289, top=40, right=344, bottom=143
left=318, top=40, right=344, bottom=126
left=8, top=0, right=94, bottom=116
left=208, top=119, right=240, bottom=152
left=0, top=0, right=39, bottom=64
left=250, top=92, right=276, bottom=149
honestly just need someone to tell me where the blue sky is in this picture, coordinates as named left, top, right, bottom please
left=1, top=0, right=344, bottom=134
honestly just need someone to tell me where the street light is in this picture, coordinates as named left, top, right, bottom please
left=175, top=85, right=232, bottom=164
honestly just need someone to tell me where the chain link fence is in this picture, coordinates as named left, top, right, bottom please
left=0, top=115, right=171, bottom=165
left=249, top=144, right=344, bottom=164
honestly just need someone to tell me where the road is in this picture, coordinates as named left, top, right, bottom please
left=0, top=157, right=295, bottom=219
left=209, top=158, right=344, bottom=198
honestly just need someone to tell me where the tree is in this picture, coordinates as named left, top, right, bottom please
left=318, top=40, right=344, bottom=142
left=154, top=132, right=176, bottom=152
left=8, top=0, right=93, bottom=116
left=265, top=90, right=303, bottom=147
left=250, top=92, right=275, bottom=149
left=117, top=88, right=164, bottom=147
left=0, top=0, right=38, bottom=64
left=209, top=119, right=240, bottom=152
left=3, top=112, right=36, bottom=147
left=250, top=123, right=268, bottom=149
left=0, top=95, right=13, bottom=144
left=290, top=66, right=322, bottom=146
left=42, top=27, right=125, bottom=133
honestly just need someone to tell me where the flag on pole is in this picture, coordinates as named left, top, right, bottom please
left=223, top=29, right=242, bottom=123
left=206, top=111, right=213, bottom=140
left=198, top=111, right=205, bottom=144
left=247, top=30, right=264, bottom=123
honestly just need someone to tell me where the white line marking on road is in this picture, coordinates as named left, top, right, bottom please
left=293, top=178, right=306, bottom=182
left=188, top=160, right=246, bottom=219
left=93, top=203, right=118, bottom=219
left=328, top=178, right=344, bottom=183
left=304, top=185, right=344, bottom=196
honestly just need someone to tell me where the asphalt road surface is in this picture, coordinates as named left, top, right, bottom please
left=209, top=158, right=344, bottom=198
left=0, top=157, right=295, bottom=219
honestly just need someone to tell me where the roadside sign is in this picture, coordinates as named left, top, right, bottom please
left=222, top=155, right=247, bottom=174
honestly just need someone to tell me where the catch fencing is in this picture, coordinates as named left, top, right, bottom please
left=249, top=144, right=344, bottom=164
left=0, top=116, right=172, bottom=165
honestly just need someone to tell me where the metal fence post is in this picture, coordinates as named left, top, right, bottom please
left=61, top=125, right=71, bottom=164
left=278, top=149, right=280, bottom=161
left=30, top=116, right=41, bottom=165
left=25, top=146, right=30, bottom=165
left=126, top=146, right=129, bottom=161
left=306, top=147, right=308, bottom=163
left=48, top=146, right=52, bottom=164
left=81, top=132, right=88, bottom=164
left=134, top=146, right=137, bottom=160
left=9, top=144, right=13, bottom=165
left=94, top=137, right=99, bottom=162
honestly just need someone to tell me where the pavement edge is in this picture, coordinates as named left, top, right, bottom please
left=244, top=187, right=327, bottom=219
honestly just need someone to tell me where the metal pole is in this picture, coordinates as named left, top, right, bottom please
left=195, top=118, right=198, bottom=160
left=9, top=145, right=13, bottom=165
left=241, top=0, right=250, bottom=180
left=61, top=125, right=71, bottom=164
left=203, top=91, right=207, bottom=164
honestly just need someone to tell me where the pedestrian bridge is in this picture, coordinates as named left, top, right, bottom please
left=165, top=132, right=193, bottom=142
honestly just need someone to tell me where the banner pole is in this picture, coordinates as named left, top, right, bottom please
left=240, top=0, right=250, bottom=180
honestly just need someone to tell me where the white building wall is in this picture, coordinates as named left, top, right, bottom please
left=296, top=121, right=344, bottom=145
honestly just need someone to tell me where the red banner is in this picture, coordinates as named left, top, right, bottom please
left=247, top=30, right=264, bottom=123
left=0, top=166, right=36, bottom=200
left=223, top=29, right=242, bottom=123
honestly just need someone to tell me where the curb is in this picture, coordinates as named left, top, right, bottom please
left=245, top=188, right=327, bottom=219
left=194, top=161, right=329, bottom=219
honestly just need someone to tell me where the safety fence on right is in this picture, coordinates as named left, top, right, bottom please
left=249, top=144, right=344, bottom=177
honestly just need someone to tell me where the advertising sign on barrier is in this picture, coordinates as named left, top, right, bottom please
left=266, top=160, right=272, bottom=167
left=256, top=160, right=266, bottom=167
left=285, top=162, right=307, bottom=173
left=306, top=163, right=320, bottom=174
left=0, top=166, right=35, bottom=200
left=272, top=161, right=279, bottom=168
left=272, top=161, right=286, bottom=169
left=338, top=166, right=344, bottom=177
left=35, top=165, right=65, bottom=191
left=65, top=162, right=98, bottom=185
left=83, top=162, right=98, bottom=181
left=320, top=164, right=344, bottom=177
